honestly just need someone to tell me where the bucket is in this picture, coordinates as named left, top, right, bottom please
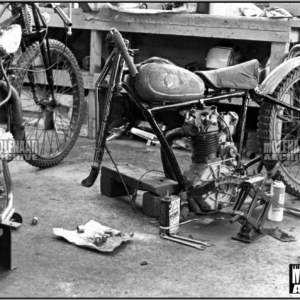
left=267, top=180, right=286, bottom=222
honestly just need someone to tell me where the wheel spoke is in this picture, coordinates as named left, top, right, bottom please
left=13, top=41, right=83, bottom=167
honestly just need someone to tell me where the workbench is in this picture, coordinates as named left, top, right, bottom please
left=11, top=7, right=300, bottom=137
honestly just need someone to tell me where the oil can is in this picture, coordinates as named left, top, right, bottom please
left=159, top=192, right=180, bottom=235
left=268, top=180, right=285, bottom=222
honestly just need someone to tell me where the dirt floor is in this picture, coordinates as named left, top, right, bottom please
left=0, top=136, right=299, bottom=298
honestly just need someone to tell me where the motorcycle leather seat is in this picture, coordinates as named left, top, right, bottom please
left=195, top=59, right=259, bottom=90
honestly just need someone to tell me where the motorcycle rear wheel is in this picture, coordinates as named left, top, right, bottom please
left=13, top=39, right=84, bottom=168
left=258, top=66, right=300, bottom=197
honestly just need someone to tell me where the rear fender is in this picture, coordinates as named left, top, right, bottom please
left=258, top=56, right=300, bottom=96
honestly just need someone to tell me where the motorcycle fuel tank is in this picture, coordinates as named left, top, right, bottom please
left=134, top=63, right=205, bottom=103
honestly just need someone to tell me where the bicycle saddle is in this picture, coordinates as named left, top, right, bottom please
left=195, top=59, right=259, bottom=90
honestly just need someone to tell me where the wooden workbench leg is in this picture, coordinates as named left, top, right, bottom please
left=269, top=42, right=290, bottom=72
left=88, top=30, right=102, bottom=139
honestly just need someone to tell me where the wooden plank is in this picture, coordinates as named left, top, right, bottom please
left=41, top=8, right=290, bottom=42
left=101, top=175, right=135, bottom=197
left=0, top=8, right=290, bottom=42
left=101, top=164, right=180, bottom=196
left=269, top=42, right=290, bottom=72
left=89, top=30, right=103, bottom=73
left=87, top=30, right=102, bottom=139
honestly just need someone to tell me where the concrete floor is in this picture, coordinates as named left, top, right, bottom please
left=0, top=136, right=299, bottom=298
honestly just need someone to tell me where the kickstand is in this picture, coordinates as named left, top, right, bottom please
left=230, top=174, right=272, bottom=243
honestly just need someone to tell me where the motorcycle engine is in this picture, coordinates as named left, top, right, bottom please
left=181, top=105, right=239, bottom=212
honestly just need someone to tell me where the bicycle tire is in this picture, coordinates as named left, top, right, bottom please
left=258, top=66, right=300, bottom=197
left=12, top=39, right=84, bottom=168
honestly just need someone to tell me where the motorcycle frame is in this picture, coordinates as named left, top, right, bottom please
left=11, top=3, right=57, bottom=107
left=94, top=46, right=300, bottom=192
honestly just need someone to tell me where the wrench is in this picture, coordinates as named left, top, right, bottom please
left=170, top=234, right=212, bottom=247
left=160, top=234, right=205, bottom=250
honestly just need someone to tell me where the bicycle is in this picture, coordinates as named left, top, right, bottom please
left=0, top=3, right=85, bottom=168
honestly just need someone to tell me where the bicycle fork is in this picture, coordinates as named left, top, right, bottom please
left=81, top=50, right=123, bottom=187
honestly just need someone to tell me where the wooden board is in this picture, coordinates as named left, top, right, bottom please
left=101, top=163, right=180, bottom=196
left=36, top=8, right=291, bottom=43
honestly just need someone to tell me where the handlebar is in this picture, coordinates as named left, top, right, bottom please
left=51, top=4, right=72, bottom=27
left=109, top=28, right=138, bottom=77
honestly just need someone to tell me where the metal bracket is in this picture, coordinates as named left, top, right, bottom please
left=0, top=220, right=19, bottom=276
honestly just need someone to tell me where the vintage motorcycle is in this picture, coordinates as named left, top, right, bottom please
left=82, top=28, right=300, bottom=227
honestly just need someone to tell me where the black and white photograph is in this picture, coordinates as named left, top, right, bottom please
left=0, top=1, right=299, bottom=298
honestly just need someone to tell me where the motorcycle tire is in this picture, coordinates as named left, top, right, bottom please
left=12, top=39, right=84, bottom=168
left=258, top=65, right=300, bottom=197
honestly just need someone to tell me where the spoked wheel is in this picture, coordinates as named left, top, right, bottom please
left=13, top=39, right=84, bottom=168
left=258, top=66, right=300, bottom=197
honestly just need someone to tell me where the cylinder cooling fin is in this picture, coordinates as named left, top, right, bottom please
left=191, top=130, right=219, bottom=163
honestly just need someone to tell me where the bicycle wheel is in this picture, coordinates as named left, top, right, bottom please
left=258, top=66, right=300, bottom=197
left=13, top=39, right=84, bottom=168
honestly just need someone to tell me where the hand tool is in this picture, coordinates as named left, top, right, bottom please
left=160, top=233, right=205, bottom=250
left=170, top=234, right=211, bottom=247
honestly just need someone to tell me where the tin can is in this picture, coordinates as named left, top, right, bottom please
left=268, top=180, right=285, bottom=222
left=159, top=192, right=180, bottom=235
left=77, top=225, right=85, bottom=233
left=31, top=217, right=38, bottom=225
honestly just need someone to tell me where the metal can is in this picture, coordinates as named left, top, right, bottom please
left=31, top=217, right=38, bottom=225
left=77, top=225, right=85, bottom=233
left=268, top=180, right=285, bottom=222
left=159, top=192, right=180, bottom=235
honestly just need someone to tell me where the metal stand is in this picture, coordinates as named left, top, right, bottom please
left=0, top=220, right=17, bottom=276
left=230, top=175, right=272, bottom=243
left=0, top=160, right=21, bottom=276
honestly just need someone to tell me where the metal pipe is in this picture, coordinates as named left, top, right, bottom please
left=122, top=82, right=188, bottom=190
left=68, top=4, right=72, bottom=35
left=0, top=82, right=24, bottom=140
left=150, top=91, right=246, bottom=114
left=262, top=93, right=300, bottom=115
left=238, top=94, right=249, bottom=164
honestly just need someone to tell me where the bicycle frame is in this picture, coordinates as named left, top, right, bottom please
left=11, top=3, right=57, bottom=108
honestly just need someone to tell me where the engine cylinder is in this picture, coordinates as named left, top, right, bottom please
left=191, top=130, right=219, bottom=163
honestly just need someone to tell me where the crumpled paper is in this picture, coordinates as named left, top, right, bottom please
left=263, top=7, right=293, bottom=19
left=53, top=220, right=134, bottom=252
